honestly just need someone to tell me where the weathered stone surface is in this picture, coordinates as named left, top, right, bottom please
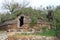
left=0, top=32, right=8, bottom=40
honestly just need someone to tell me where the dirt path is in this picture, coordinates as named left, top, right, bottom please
left=8, top=32, right=60, bottom=40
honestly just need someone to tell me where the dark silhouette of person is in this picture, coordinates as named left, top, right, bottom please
left=46, top=10, right=53, bottom=21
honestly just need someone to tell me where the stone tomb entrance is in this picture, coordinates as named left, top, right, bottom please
left=19, top=16, right=24, bottom=27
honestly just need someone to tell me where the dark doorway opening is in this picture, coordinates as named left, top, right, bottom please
left=19, top=16, right=24, bottom=27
